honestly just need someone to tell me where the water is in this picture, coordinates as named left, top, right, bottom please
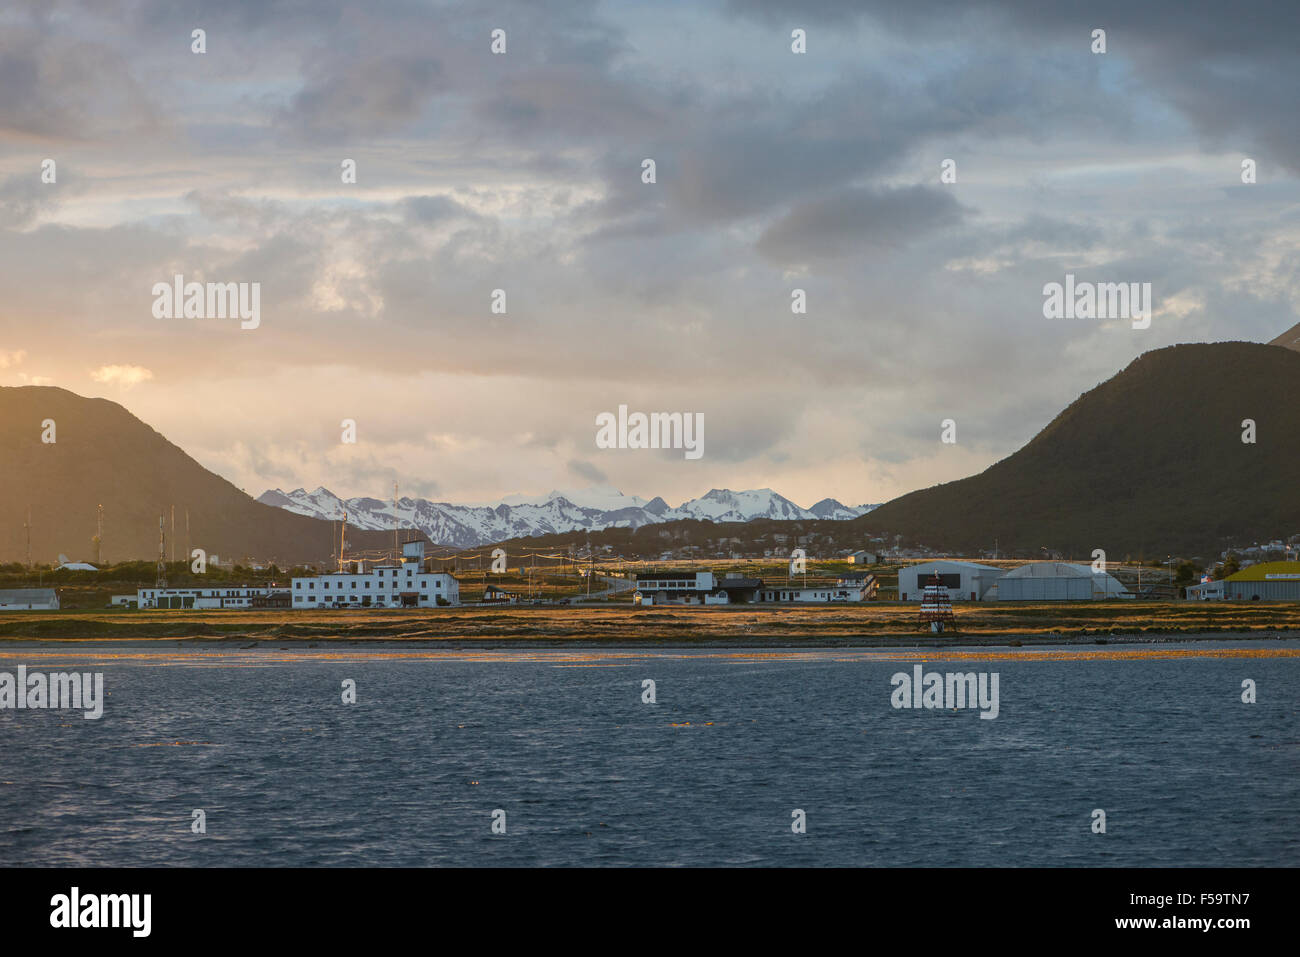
left=1, top=643, right=1296, bottom=866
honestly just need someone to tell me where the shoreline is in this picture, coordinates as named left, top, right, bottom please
left=1, top=630, right=1297, bottom=651
left=1, top=602, right=1297, bottom=649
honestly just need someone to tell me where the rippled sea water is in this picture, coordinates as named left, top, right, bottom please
left=1, top=643, right=1296, bottom=866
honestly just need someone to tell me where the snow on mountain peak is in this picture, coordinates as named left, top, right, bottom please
left=255, top=485, right=876, bottom=548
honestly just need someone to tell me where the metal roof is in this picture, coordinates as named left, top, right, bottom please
left=0, top=588, right=58, bottom=603
left=1228, top=561, right=1300, bottom=582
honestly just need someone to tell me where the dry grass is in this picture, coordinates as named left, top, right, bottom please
left=0, top=600, right=1296, bottom=645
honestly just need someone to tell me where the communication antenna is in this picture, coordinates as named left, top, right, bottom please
left=94, top=504, right=104, bottom=565
left=338, top=510, right=348, bottom=573
left=156, top=513, right=168, bottom=588
left=25, top=506, right=32, bottom=569
left=392, top=482, right=399, bottom=562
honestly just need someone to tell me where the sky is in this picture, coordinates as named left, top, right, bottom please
left=2, top=0, right=1298, bottom=509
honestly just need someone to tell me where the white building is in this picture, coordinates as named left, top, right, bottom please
left=1186, top=579, right=1225, bottom=600
left=995, top=562, right=1132, bottom=600
left=635, top=571, right=716, bottom=593
left=846, top=550, right=878, bottom=565
left=136, top=586, right=284, bottom=609
left=0, top=588, right=59, bottom=610
left=758, top=575, right=876, bottom=603
left=292, top=542, right=459, bottom=608
left=897, top=561, right=1005, bottom=601
left=632, top=571, right=716, bottom=605
left=635, top=588, right=729, bottom=606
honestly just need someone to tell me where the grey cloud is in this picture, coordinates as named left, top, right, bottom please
left=756, top=185, right=966, bottom=264
left=567, top=458, right=608, bottom=484
left=730, top=0, right=1300, bottom=172
left=283, top=55, right=445, bottom=142
left=400, top=195, right=484, bottom=225
left=0, top=21, right=160, bottom=141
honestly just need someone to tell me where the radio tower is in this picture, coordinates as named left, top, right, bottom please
left=24, top=506, right=32, bottom=569
left=338, top=510, right=348, bottom=573
left=392, top=481, right=399, bottom=561
left=93, top=504, right=103, bottom=565
left=156, top=513, right=168, bottom=588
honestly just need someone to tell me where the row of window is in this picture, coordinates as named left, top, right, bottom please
left=761, top=591, right=852, bottom=600
left=142, top=590, right=266, bottom=597
left=295, top=579, right=446, bottom=590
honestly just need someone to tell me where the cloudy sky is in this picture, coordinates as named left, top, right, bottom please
left=2, top=0, right=1297, bottom=508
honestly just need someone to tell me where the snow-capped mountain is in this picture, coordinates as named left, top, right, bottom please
left=257, top=485, right=880, bottom=549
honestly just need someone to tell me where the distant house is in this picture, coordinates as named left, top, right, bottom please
left=846, top=550, right=878, bottom=565
left=0, top=588, right=59, bottom=610
left=1186, top=579, right=1225, bottom=600
left=633, top=571, right=718, bottom=606
left=483, top=584, right=518, bottom=604
left=250, top=591, right=292, bottom=609
left=138, top=586, right=276, bottom=609
left=757, top=575, right=875, bottom=603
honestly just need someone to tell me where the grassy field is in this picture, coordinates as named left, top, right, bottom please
left=0, top=600, right=1296, bottom=646
left=23, top=557, right=1193, bottom=611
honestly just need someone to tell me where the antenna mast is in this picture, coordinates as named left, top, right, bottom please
left=392, top=482, right=399, bottom=561
left=156, top=512, right=167, bottom=588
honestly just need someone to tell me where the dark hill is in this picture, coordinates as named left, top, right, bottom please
left=0, top=386, right=421, bottom=565
left=851, top=342, right=1300, bottom=557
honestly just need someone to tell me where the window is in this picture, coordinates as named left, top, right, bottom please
left=920, top=572, right=962, bottom=589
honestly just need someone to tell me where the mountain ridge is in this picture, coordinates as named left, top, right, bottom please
left=257, top=485, right=881, bottom=549
left=850, top=341, right=1300, bottom=555
left=0, top=386, right=425, bottom=565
